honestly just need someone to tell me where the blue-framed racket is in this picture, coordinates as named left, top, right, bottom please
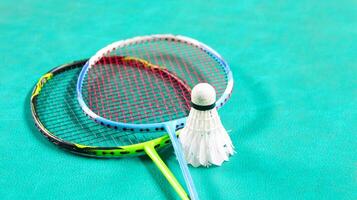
left=77, top=34, right=233, bottom=200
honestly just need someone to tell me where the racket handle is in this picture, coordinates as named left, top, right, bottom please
left=144, top=144, right=190, bottom=200
left=165, top=122, right=200, bottom=200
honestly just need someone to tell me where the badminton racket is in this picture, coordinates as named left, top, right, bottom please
left=77, top=34, right=234, bottom=200
left=31, top=60, right=189, bottom=199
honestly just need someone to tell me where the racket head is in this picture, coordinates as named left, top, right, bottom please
left=77, top=34, right=233, bottom=131
left=31, top=60, right=171, bottom=157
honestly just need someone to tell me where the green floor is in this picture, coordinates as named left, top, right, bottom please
left=0, top=1, right=356, bottom=199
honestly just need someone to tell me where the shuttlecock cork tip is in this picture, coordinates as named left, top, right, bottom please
left=191, top=83, right=216, bottom=109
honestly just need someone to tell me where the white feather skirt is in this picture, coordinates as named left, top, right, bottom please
left=179, top=108, right=234, bottom=167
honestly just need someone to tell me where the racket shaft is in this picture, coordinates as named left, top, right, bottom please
left=165, top=123, right=199, bottom=200
left=144, top=144, right=189, bottom=200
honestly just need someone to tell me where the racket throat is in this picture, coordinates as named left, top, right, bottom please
left=164, top=122, right=179, bottom=137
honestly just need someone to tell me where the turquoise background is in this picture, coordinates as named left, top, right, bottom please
left=0, top=0, right=356, bottom=199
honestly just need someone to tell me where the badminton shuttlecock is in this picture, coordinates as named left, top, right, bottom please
left=179, top=83, right=234, bottom=167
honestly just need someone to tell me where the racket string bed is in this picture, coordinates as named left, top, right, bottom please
left=41, top=77, right=111, bottom=144
left=35, top=67, right=162, bottom=147
left=83, top=57, right=190, bottom=124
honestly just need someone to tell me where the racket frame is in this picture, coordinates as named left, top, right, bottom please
left=77, top=34, right=233, bottom=131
